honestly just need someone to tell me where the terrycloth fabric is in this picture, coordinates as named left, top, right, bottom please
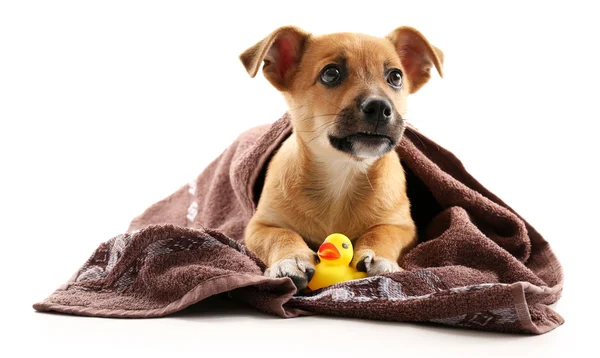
left=33, top=113, right=564, bottom=334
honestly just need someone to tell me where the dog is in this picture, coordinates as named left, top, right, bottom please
left=240, top=25, right=443, bottom=291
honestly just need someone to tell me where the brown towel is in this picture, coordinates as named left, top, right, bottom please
left=33, top=113, right=564, bottom=334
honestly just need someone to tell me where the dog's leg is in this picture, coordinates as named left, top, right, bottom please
left=351, top=224, right=417, bottom=276
left=245, top=222, right=317, bottom=291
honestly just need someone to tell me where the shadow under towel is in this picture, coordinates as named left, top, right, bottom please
left=33, top=113, right=564, bottom=334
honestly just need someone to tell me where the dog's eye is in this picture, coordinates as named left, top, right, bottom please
left=320, top=65, right=342, bottom=86
left=386, top=69, right=403, bottom=89
left=342, top=242, right=349, bottom=249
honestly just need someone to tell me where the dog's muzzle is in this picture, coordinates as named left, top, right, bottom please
left=327, top=96, right=404, bottom=159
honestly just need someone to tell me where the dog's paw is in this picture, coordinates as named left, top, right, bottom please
left=264, top=256, right=316, bottom=292
left=354, top=250, right=402, bottom=276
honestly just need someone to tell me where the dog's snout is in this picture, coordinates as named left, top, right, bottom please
left=360, top=97, right=392, bottom=124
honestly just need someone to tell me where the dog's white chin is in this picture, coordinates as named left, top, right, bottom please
left=351, top=141, right=391, bottom=159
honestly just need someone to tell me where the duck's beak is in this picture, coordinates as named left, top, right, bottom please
left=318, top=242, right=341, bottom=260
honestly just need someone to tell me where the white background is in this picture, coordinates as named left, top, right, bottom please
left=1, top=0, right=598, bottom=357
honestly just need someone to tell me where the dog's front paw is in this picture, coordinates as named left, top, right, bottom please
left=354, top=250, right=402, bottom=276
left=264, top=256, right=316, bottom=292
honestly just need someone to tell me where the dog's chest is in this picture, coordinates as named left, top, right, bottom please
left=285, top=179, right=393, bottom=249
left=270, top=146, right=405, bottom=248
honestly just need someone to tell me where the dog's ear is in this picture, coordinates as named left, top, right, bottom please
left=240, top=26, right=311, bottom=91
left=386, top=26, right=443, bottom=94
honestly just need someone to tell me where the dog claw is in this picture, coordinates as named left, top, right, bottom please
left=356, top=251, right=401, bottom=276
left=265, top=257, right=316, bottom=292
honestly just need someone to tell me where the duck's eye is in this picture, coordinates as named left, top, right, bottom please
left=386, top=69, right=403, bottom=89
left=342, top=242, right=349, bottom=249
left=319, top=65, right=343, bottom=86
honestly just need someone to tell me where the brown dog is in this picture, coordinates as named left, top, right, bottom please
left=240, top=26, right=443, bottom=291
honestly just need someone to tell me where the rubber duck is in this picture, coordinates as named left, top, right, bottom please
left=307, top=233, right=368, bottom=291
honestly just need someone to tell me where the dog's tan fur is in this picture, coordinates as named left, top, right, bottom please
left=240, top=26, right=443, bottom=290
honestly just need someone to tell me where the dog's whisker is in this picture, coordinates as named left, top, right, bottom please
left=306, top=121, right=338, bottom=144
left=297, top=122, right=331, bottom=136
left=337, top=162, right=356, bottom=198
left=403, top=121, right=427, bottom=149
left=345, top=168, right=362, bottom=199
left=311, top=118, right=339, bottom=132
left=365, top=171, right=374, bottom=192
left=322, top=97, right=343, bottom=110
left=295, top=113, right=342, bottom=142
left=297, top=112, right=341, bottom=123
left=287, top=105, right=305, bottom=112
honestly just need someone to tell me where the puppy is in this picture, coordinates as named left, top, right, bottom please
left=240, top=26, right=443, bottom=291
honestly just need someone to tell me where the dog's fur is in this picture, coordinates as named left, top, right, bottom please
left=240, top=26, right=443, bottom=291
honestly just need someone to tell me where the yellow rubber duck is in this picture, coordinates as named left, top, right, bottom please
left=307, top=233, right=368, bottom=291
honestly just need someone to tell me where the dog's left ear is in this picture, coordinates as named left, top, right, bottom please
left=386, top=27, right=444, bottom=94
left=240, top=26, right=311, bottom=91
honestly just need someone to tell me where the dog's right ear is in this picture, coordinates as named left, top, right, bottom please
left=240, top=26, right=311, bottom=91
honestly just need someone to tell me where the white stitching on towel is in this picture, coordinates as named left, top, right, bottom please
left=188, top=179, right=197, bottom=196
left=186, top=201, right=198, bottom=223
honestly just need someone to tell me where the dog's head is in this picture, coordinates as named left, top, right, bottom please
left=240, top=26, right=443, bottom=160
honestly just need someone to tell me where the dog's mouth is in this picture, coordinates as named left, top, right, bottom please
left=328, top=132, right=395, bottom=159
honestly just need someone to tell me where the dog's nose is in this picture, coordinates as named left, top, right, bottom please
left=360, top=97, right=393, bottom=125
